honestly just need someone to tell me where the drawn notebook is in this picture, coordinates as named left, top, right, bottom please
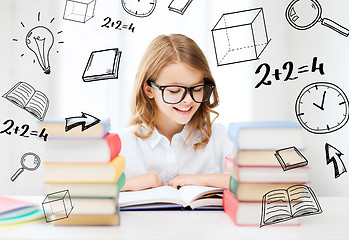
left=119, top=186, right=223, bottom=210
left=3, top=82, right=49, bottom=121
left=260, top=184, right=322, bottom=227
left=82, top=48, right=122, bottom=82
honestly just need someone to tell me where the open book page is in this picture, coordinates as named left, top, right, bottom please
left=288, top=185, right=322, bottom=218
left=178, top=186, right=223, bottom=208
left=25, top=91, right=49, bottom=120
left=261, top=189, right=292, bottom=226
left=119, top=186, right=186, bottom=208
left=3, top=82, right=35, bottom=108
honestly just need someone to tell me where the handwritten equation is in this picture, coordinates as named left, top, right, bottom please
left=101, top=17, right=135, bottom=33
left=255, top=57, right=325, bottom=88
left=0, top=119, right=48, bottom=141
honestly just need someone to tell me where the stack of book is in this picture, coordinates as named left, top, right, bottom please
left=223, top=121, right=310, bottom=226
left=40, top=119, right=125, bottom=226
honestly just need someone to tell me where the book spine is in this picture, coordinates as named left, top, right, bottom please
left=223, top=189, right=239, bottom=225
left=110, top=155, right=126, bottom=182
left=228, top=176, right=239, bottom=198
left=105, top=133, right=122, bottom=160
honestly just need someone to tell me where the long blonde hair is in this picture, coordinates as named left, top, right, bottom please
left=129, top=34, right=219, bottom=150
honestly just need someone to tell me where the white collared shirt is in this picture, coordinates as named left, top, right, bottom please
left=117, top=123, right=235, bottom=185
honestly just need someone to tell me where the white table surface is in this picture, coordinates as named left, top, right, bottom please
left=0, top=196, right=348, bottom=240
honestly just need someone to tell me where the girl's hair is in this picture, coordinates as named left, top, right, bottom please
left=129, top=34, right=219, bottom=150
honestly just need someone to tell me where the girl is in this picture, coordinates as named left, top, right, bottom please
left=119, top=34, right=235, bottom=191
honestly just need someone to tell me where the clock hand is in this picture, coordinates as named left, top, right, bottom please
left=313, top=102, right=324, bottom=110
left=320, top=91, right=327, bottom=109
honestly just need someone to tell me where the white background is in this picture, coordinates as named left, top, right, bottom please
left=0, top=0, right=348, bottom=197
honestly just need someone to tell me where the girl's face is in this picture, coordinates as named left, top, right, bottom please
left=144, top=62, right=204, bottom=128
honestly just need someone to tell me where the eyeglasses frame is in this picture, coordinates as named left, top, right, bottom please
left=146, top=80, right=215, bottom=104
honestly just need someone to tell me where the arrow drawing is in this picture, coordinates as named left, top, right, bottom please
left=65, top=112, right=101, bottom=132
left=325, top=143, right=347, bottom=178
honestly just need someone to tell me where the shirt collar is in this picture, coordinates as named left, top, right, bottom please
left=145, top=124, right=192, bottom=149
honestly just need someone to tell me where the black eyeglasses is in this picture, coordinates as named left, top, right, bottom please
left=147, top=80, right=215, bottom=104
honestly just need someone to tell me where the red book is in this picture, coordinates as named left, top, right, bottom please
left=223, top=189, right=300, bottom=226
left=43, top=133, right=121, bottom=163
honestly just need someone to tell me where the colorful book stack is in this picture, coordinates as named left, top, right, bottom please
left=223, top=121, right=309, bottom=226
left=40, top=119, right=126, bottom=226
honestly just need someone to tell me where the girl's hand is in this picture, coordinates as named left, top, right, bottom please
left=168, top=174, right=205, bottom=189
left=122, top=172, right=163, bottom=191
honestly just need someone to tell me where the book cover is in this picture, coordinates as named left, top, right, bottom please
left=43, top=133, right=121, bottom=163
left=82, top=48, right=122, bottom=82
left=227, top=121, right=304, bottom=150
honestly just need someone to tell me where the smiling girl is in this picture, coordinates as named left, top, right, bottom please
left=118, top=34, right=235, bottom=191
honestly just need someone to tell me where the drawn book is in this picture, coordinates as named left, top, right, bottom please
left=274, top=146, right=308, bottom=171
left=260, top=184, right=322, bottom=227
left=44, top=133, right=121, bottom=163
left=82, top=48, right=122, bottom=82
left=3, top=82, right=49, bottom=121
left=0, top=196, right=43, bottom=226
left=225, top=156, right=309, bottom=183
left=38, top=118, right=110, bottom=139
left=119, top=186, right=224, bottom=210
left=227, top=121, right=304, bottom=150
left=223, top=190, right=300, bottom=226
left=168, top=0, right=193, bottom=14
left=229, top=176, right=308, bottom=201
left=43, top=155, right=125, bottom=183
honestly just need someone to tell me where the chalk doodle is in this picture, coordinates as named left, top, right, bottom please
left=168, top=0, right=193, bottom=15
left=121, top=0, right=157, bottom=18
left=260, top=184, right=322, bottom=227
left=0, top=119, right=48, bottom=141
left=274, top=146, right=308, bottom=171
left=12, top=12, right=63, bottom=75
left=325, top=143, right=347, bottom=178
left=65, top=112, right=101, bottom=132
left=211, top=8, right=271, bottom=66
left=42, top=190, right=74, bottom=223
left=3, top=82, right=49, bottom=121
left=255, top=57, right=324, bottom=88
left=82, top=48, right=122, bottom=82
left=295, top=82, right=349, bottom=134
left=101, top=17, right=135, bottom=32
left=63, top=0, right=97, bottom=23
left=286, top=0, right=349, bottom=37
left=10, top=152, right=41, bottom=182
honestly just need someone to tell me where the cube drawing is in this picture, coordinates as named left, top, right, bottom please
left=211, top=8, right=270, bottom=66
left=63, top=0, right=96, bottom=23
left=42, top=190, right=74, bottom=223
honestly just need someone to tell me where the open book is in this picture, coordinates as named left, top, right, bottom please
left=3, top=82, right=49, bottom=121
left=260, top=184, right=322, bottom=227
left=119, top=186, right=224, bottom=210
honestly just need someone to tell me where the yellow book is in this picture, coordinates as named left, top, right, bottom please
left=43, top=155, right=125, bottom=183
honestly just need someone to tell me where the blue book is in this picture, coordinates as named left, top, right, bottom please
left=227, top=121, right=304, bottom=150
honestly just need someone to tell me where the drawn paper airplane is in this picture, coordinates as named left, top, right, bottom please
left=325, top=143, right=346, bottom=178
left=65, top=112, right=100, bottom=132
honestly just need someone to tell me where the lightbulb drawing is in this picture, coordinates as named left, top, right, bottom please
left=25, top=26, right=54, bottom=75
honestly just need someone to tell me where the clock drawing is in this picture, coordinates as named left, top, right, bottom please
left=121, top=0, right=157, bottom=17
left=295, top=82, right=349, bottom=134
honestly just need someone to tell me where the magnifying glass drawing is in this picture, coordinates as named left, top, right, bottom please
left=286, top=0, right=349, bottom=37
left=11, top=152, right=41, bottom=182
